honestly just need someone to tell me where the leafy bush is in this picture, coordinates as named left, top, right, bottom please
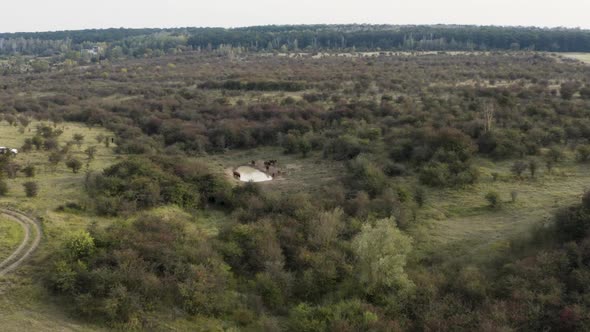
left=46, top=214, right=236, bottom=326
left=485, top=191, right=501, bottom=208
left=23, top=181, right=38, bottom=197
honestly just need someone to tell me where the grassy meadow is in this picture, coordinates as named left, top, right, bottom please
left=559, top=52, right=590, bottom=64
left=0, top=216, right=24, bottom=263
left=200, top=146, right=345, bottom=196
left=415, top=156, right=590, bottom=263
left=0, top=121, right=119, bottom=332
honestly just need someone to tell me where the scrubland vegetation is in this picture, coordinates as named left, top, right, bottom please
left=0, top=26, right=590, bottom=330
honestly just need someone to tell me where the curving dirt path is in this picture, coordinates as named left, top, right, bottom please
left=0, top=209, right=41, bottom=276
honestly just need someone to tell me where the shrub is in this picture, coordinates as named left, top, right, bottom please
left=419, top=162, right=450, bottom=187
left=383, top=162, right=406, bottom=177
left=575, top=145, right=590, bottom=162
left=0, top=179, right=8, bottom=196
left=528, top=159, right=538, bottom=177
left=66, top=158, right=83, bottom=173
left=511, top=161, right=527, bottom=178
left=491, top=172, right=500, bottom=181
left=485, top=191, right=501, bottom=208
left=22, top=164, right=35, bottom=177
left=21, top=138, right=33, bottom=152
left=73, top=133, right=85, bottom=147
left=546, top=146, right=564, bottom=163
left=414, top=187, right=426, bottom=207
left=23, top=181, right=38, bottom=197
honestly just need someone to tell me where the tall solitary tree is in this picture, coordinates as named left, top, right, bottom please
left=352, top=218, right=413, bottom=296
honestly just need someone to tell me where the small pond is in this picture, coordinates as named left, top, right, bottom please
left=235, top=166, right=273, bottom=182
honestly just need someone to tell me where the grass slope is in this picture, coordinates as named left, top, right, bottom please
left=0, top=216, right=24, bottom=263
left=559, top=52, right=590, bottom=64
left=0, top=121, right=118, bottom=332
left=416, top=157, right=590, bottom=263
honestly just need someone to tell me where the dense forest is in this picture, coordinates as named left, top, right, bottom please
left=1, top=25, right=590, bottom=58
left=1, top=41, right=590, bottom=330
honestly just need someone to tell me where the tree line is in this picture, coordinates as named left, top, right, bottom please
left=1, top=25, right=590, bottom=57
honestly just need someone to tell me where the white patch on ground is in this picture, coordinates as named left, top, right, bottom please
left=236, top=166, right=273, bottom=182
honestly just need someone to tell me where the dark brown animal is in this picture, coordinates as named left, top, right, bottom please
left=233, top=171, right=241, bottom=179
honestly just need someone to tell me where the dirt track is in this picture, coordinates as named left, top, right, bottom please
left=0, top=209, right=41, bottom=276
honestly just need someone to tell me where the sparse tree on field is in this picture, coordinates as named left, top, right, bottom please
left=4, top=162, right=21, bottom=179
left=66, top=158, right=83, bottom=173
left=546, top=146, right=564, bottom=163
left=73, top=134, right=84, bottom=148
left=85, top=146, right=97, bottom=163
left=299, top=138, right=312, bottom=157
left=414, top=187, right=426, bottom=207
left=23, top=181, right=38, bottom=197
left=485, top=191, right=501, bottom=208
left=31, top=136, right=43, bottom=150
left=491, top=172, right=499, bottom=182
left=21, top=138, right=33, bottom=152
left=546, top=160, right=554, bottom=174
left=511, top=161, right=527, bottom=178
left=576, top=144, right=590, bottom=162
left=352, top=218, right=413, bottom=295
left=48, top=151, right=64, bottom=171
left=18, top=116, right=30, bottom=128
left=0, top=179, right=8, bottom=196
left=22, top=164, right=35, bottom=177
left=4, top=114, right=16, bottom=126
left=482, top=103, right=495, bottom=133
left=528, top=159, right=538, bottom=178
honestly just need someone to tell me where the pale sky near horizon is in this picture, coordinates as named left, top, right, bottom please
left=1, top=0, right=589, bottom=33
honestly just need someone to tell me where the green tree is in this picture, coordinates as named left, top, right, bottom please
left=352, top=218, right=413, bottom=295
left=528, top=159, right=538, bottom=177
left=73, top=134, right=85, bottom=148
left=546, top=146, right=564, bottom=163
left=485, top=191, right=501, bottom=208
left=85, top=146, right=97, bottom=163
left=576, top=144, right=590, bottom=162
left=23, top=181, right=38, bottom=197
left=48, top=151, right=64, bottom=170
left=0, top=179, right=8, bottom=196
left=299, top=137, right=312, bottom=158
left=22, top=164, right=35, bottom=177
left=64, top=230, right=95, bottom=261
left=511, top=160, right=527, bottom=178
left=30, top=59, right=50, bottom=73
left=66, top=158, right=83, bottom=173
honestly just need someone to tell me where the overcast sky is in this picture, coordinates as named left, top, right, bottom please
left=2, top=0, right=589, bottom=33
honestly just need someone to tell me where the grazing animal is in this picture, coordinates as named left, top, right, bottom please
left=251, top=160, right=256, bottom=165
left=233, top=171, right=241, bottom=179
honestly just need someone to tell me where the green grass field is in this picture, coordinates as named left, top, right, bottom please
left=0, top=121, right=118, bottom=332
left=198, top=146, right=345, bottom=196
left=414, top=157, right=590, bottom=263
left=0, top=217, right=24, bottom=263
left=558, top=52, right=590, bottom=64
